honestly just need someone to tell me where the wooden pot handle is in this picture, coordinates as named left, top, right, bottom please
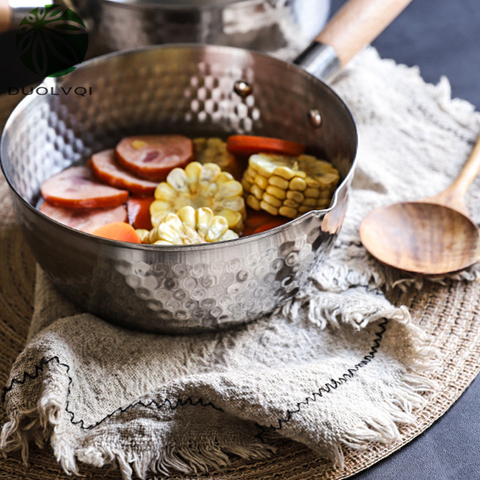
left=0, top=0, right=12, bottom=33
left=317, top=0, right=413, bottom=67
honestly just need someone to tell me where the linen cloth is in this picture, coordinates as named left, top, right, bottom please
left=2, top=48, right=480, bottom=479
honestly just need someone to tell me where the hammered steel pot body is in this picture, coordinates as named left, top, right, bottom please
left=55, top=0, right=330, bottom=58
left=1, top=45, right=356, bottom=334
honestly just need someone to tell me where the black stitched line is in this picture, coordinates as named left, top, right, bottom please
left=3, top=319, right=388, bottom=437
left=3, top=356, right=223, bottom=430
left=2, top=356, right=64, bottom=403
left=255, top=319, right=388, bottom=441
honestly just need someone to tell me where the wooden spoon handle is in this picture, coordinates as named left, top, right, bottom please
left=0, top=0, right=12, bottom=32
left=316, top=0, right=413, bottom=67
left=428, top=135, right=480, bottom=212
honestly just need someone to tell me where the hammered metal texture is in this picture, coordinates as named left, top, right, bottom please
left=1, top=45, right=356, bottom=334
left=77, top=0, right=330, bottom=60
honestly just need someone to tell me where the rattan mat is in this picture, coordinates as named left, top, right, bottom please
left=1, top=95, right=480, bottom=480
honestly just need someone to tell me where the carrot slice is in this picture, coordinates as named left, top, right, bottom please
left=116, top=135, right=194, bottom=181
left=92, top=222, right=141, bottom=243
left=127, top=196, right=154, bottom=230
left=252, top=218, right=290, bottom=234
left=242, top=208, right=290, bottom=236
left=91, top=149, right=158, bottom=195
left=227, top=135, right=305, bottom=157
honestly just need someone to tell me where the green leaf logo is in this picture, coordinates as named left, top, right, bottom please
left=16, top=5, right=88, bottom=78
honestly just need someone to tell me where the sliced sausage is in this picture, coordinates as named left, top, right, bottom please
left=41, top=166, right=129, bottom=208
left=90, top=149, right=158, bottom=195
left=116, top=135, right=194, bottom=181
left=127, top=196, right=154, bottom=230
left=40, top=202, right=128, bottom=234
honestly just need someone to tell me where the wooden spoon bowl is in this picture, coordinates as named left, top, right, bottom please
left=360, top=136, right=480, bottom=275
left=360, top=202, right=480, bottom=274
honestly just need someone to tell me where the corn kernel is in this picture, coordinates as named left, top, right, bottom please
left=219, top=209, right=243, bottom=230
left=302, top=198, right=317, bottom=207
left=167, top=168, right=189, bottom=192
left=289, top=177, right=307, bottom=191
left=268, top=175, right=289, bottom=189
left=155, top=182, right=177, bottom=201
left=251, top=184, right=264, bottom=200
left=304, top=187, right=321, bottom=198
left=279, top=206, right=297, bottom=218
left=247, top=195, right=261, bottom=210
left=260, top=201, right=278, bottom=216
left=136, top=229, right=150, bottom=243
left=150, top=200, right=172, bottom=216
left=286, top=191, right=304, bottom=203
left=206, top=216, right=229, bottom=242
left=263, top=193, right=282, bottom=208
left=273, top=166, right=295, bottom=180
left=266, top=185, right=286, bottom=200
left=177, top=205, right=196, bottom=228
left=219, top=180, right=242, bottom=198
left=298, top=205, right=311, bottom=214
left=283, top=199, right=299, bottom=208
left=254, top=174, right=268, bottom=190
left=196, top=207, right=214, bottom=238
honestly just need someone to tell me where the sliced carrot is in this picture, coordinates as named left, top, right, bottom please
left=227, top=135, right=305, bottom=157
left=92, top=222, right=141, bottom=243
left=252, top=218, right=290, bottom=234
left=127, top=196, right=154, bottom=230
left=242, top=208, right=290, bottom=236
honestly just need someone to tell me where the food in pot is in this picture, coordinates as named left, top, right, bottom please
left=140, top=206, right=238, bottom=245
left=150, top=162, right=246, bottom=232
left=242, top=208, right=290, bottom=236
left=227, top=135, right=306, bottom=157
left=91, top=149, right=158, bottom=195
left=242, top=153, right=340, bottom=218
left=116, top=135, right=194, bottom=181
left=39, top=203, right=128, bottom=234
left=38, top=133, right=340, bottom=243
left=127, top=196, right=154, bottom=230
left=92, top=222, right=141, bottom=243
left=193, top=137, right=238, bottom=176
left=40, top=166, right=129, bottom=209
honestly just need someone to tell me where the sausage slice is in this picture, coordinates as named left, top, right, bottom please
left=91, top=149, right=158, bottom=195
left=40, top=203, right=128, bottom=234
left=116, top=135, right=194, bottom=181
left=41, top=166, right=129, bottom=208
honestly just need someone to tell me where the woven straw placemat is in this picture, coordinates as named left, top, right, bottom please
left=1, top=94, right=480, bottom=480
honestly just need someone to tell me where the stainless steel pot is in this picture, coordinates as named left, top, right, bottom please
left=0, top=0, right=331, bottom=59
left=0, top=0, right=412, bottom=334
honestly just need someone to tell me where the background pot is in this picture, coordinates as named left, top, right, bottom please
left=0, top=0, right=331, bottom=59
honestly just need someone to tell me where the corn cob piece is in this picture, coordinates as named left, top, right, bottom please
left=151, top=162, right=246, bottom=232
left=141, top=206, right=238, bottom=245
left=193, top=138, right=238, bottom=176
left=242, top=153, right=340, bottom=218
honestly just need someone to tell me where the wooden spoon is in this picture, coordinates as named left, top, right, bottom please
left=359, top=136, right=480, bottom=275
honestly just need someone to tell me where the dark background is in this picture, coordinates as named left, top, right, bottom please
left=1, top=0, right=480, bottom=478
left=330, top=1, right=480, bottom=479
